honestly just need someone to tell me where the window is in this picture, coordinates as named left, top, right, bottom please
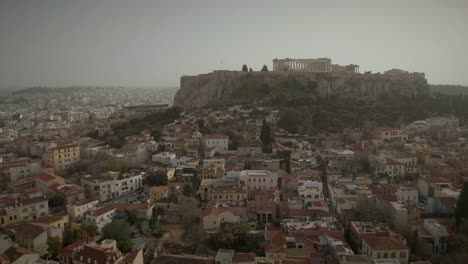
left=391, top=252, right=396, bottom=258
left=400, top=252, right=406, bottom=258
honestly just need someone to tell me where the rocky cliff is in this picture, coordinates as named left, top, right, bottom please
left=174, top=70, right=429, bottom=109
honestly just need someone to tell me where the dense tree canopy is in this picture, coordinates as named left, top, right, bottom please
left=102, top=220, right=133, bottom=253
left=456, top=183, right=468, bottom=228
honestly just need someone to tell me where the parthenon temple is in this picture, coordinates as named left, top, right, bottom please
left=272, top=58, right=359, bottom=73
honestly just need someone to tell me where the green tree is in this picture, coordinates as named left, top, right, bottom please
left=260, top=120, right=273, bottom=146
left=145, top=172, right=168, bottom=186
left=261, top=65, right=268, bottom=71
left=456, top=182, right=468, bottom=229
left=242, top=64, right=248, bottom=72
left=81, top=223, right=98, bottom=237
left=48, top=195, right=65, bottom=208
left=183, top=183, right=193, bottom=197
left=63, top=229, right=80, bottom=247
left=47, top=236, right=62, bottom=260
left=102, top=220, right=133, bottom=253
left=249, top=67, right=253, bottom=72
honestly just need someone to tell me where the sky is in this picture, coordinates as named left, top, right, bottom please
left=1, top=0, right=468, bottom=88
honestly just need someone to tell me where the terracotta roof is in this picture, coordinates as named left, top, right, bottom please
left=73, top=198, right=99, bottom=207
left=15, top=223, right=46, bottom=239
left=0, top=196, right=17, bottom=207
left=89, top=203, right=152, bottom=217
left=374, top=127, right=401, bottom=132
left=150, top=186, right=169, bottom=193
left=154, top=254, right=215, bottom=264
left=49, top=183, right=61, bottom=192
left=72, top=246, right=120, bottom=264
left=232, top=252, right=256, bottom=262
left=37, top=171, right=57, bottom=182
left=362, top=236, right=408, bottom=251
left=49, top=144, right=79, bottom=151
left=19, top=196, right=47, bottom=206
left=206, top=134, right=228, bottom=140
left=427, top=177, right=450, bottom=183
left=59, top=239, right=87, bottom=257
left=203, top=207, right=231, bottom=217
left=121, top=249, right=141, bottom=263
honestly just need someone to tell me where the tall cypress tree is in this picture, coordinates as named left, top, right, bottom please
left=260, top=119, right=272, bottom=146
left=455, top=182, right=468, bottom=228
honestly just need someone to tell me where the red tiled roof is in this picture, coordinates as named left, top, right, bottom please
left=19, top=196, right=47, bottom=206
left=232, top=252, right=255, bottom=262
left=89, top=203, right=152, bottom=217
left=202, top=207, right=233, bottom=217
left=427, top=177, right=450, bottom=183
left=72, top=246, right=119, bottom=264
left=122, top=249, right=141, bottom=263
left=59, top=239, right=88, bottom=257
left=49, top=144, right=79, bottom=151
left=206, top=134, right=228, bottom=140
left=362, top=236, right=408, bottom=251
left=73, top=199, right=98, bottom=207
left=37, top=171, right=58, bottom=182
left=150, top=186, right=169, bottom=193
left=49, top=183, right=61, bottom=192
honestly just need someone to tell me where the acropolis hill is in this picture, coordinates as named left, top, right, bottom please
left=174, top=58, right=428, bottom=109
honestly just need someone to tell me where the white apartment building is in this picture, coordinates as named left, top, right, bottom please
left=66, top=199, right=99, bottom=221
left=395, top=186, right=418, bottom=203
left=298, top=180, right=324, bottom=206
left=203, top=159, right=225, bottom=170
left=81, top=171, right=143, bottom=202
left=239, top=170, right=278, bottom=191
left=204, top=134, right=229, bottom=154
left=152, top=152, right=176, bottom=165
left=18, top=196, right=49, bottom=221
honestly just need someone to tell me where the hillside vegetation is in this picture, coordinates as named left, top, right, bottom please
left=225, top=76, right=468, bottom=134
left=429, top=84, right=468, bottom=95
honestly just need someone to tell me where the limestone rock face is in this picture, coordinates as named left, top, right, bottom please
left=174, top=70, right=428, bottom=109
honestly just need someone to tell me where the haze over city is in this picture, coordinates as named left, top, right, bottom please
left=3, top=1, right=468, bottom=264
left=1, top=0, right=468, bottom=88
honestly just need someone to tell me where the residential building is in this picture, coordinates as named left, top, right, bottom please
left=18, top=196, right=49, bottom=221
left=374, top=128, right=408, bottom=143
left=81, top=171, right=143, bottom=202
left=298, top=180, right=324, bottom=207
left=415, top=219, right=449, bottom=254
left=361, top=236, right=409, bottom=264
left=205, top=134, right=229, bottom=154
left=43, top=144, right=80, bottom=171
left=202, top=207, right=241, bottom=233
left=66, top=199, right=99, bottom=221
left=149, top=186, right=169, bottom=203
left=239, top=170, right=278, bottom=191
left=84, top=203, right=153, bottom=231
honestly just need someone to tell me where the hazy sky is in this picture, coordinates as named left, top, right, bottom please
left=1, top=0, right=468, bottom=88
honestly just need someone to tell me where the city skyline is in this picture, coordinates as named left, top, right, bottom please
left=1, top=0, right=468, bottom=88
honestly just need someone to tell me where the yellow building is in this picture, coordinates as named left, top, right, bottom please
left=149, top=186, right=169, bottom=203
left=0, top=208, right=19, bottom=226
left=43, top=144, right=80, bottom=171
left=374, top=128, right=408, bottom=143
left=32, top=213, right=70, bottom=232
left=200, top=182, right=247, bottom=202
